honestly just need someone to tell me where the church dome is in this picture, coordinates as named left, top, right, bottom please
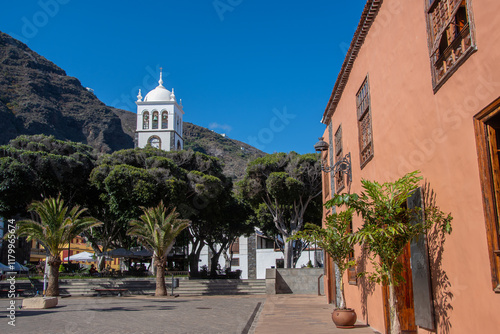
left=144, top=85, right=172, bottom=102
left=142, top=69, right=176, bottom=102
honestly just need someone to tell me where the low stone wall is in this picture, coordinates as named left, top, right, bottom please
left=265, top=268, right=324, bottom=295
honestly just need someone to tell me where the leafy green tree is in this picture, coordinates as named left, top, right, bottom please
left=15, top=196, right=101, bottom=296
left=238, top=152, right=322, bottom=268
left=89, top=148, right=187, bottom=251
left=331, top=171, right=452, bottom=334
left=128, top=202, right=190, bottom=296
left=165, top=150, right=235, bottom=275
left=291, top=209, right=355, bottom=309
left=0, top=134, right=96, bottom=218
left=204, top=196, right=253, bottom=277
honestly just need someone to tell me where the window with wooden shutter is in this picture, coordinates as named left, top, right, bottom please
left=425, top=0, right=477, bottom=92
left=335, top=125, right=345, bottom=193
left=474, top=97, right=500, bottom=293
left=356, top=77, right=374, bottom=169
left=230, top=238, right=240, bottom=254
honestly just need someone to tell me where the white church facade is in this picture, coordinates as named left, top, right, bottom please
left=135, top=70, right=184, bottom=151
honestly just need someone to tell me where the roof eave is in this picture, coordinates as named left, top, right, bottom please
left=321, top=0, right=383, bottom=125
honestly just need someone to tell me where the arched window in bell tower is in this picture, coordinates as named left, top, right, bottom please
left=143, top=111, right=149, bottom=129
left=152, top=111, right=159, bottom=129
left=177, top=140, right=181, bottom=151
left=161, top=111, right=168, bottom=129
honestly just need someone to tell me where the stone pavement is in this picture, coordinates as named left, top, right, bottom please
left=0, top=294, right=380, bottom=334
left=253, top=295, right=380, bottom=334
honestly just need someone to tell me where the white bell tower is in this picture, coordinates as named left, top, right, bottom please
left=135, top=68, right=184, bottom=151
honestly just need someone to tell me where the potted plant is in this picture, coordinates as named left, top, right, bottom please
left=292, top=208, right=357, bottom=328
left=331, top=171, right=452, bottom=334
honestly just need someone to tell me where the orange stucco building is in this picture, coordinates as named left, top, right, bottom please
left=319, top=0, right=500, bottom=333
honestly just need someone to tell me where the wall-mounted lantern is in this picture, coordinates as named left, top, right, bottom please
left=314, top=137, right=352, bottom=184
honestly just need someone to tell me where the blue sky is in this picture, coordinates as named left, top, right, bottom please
left=0, top=0, right=366, bottom=154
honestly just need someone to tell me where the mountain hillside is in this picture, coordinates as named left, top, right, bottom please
left=0, top=31, right=265, bottom=180
left=0, top=31, right=134, bottom=152
left=182, top=122, right=266, bottom=180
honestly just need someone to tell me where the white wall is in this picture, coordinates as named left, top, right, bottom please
left=255, top=248, right=323, bottom=279
left=197, top=236, right=248, bottom=279
left=195, top=236, right=323, bottom=280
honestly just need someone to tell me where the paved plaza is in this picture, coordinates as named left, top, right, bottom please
left=1, top=295, right=379, bottom=334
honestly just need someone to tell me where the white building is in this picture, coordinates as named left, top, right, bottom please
left=135, top=69, right=184, bottom=151
left=197, top=231, right=324, bottom=279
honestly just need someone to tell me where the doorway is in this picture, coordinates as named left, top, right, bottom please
left=382, top=243, right=417, bottom=334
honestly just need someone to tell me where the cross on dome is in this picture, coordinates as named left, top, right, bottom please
left=158, top=67, right=164, bottom=86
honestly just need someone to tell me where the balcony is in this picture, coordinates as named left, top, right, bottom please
left=432, top=23, right=474, bottom=90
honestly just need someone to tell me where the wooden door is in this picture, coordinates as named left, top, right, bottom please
left=383, top=243, right=417, bottom=334
left=327, top=254, right=336, bottom=304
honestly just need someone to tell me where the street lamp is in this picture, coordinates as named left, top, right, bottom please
left=314, top=137, right=352, bottom=183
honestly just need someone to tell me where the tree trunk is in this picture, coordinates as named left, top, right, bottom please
left=188, top=241, right=204, bottom=276
left=149, top=256, right=156, bottom=276
left=46, top=256, right=61, bottom=296
left=283, top=238, right=294, bottom=268
left=223, top=249, right=232, bottom=271
left=155, top=257, right=167, bottom=296
left=338, top=268, right=346, bottom=309
left=97, top=255, right=105, bottom=271
left=209, top=245, right=223, bottom=277
left=388, top=277, right=401, bottom=334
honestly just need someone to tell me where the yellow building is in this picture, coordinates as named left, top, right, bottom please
left=29, top=235, right=120, bottom=271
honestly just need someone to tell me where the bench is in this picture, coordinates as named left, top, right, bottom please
left=93, top=288, right=128, bottom=297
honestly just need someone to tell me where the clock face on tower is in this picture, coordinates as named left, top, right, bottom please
left=149, top=137, right=160, bottom=149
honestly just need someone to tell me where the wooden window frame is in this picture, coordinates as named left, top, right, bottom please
left=335, top=125, right=345, bottom=193
left=474, top=96, right=500, bottom=293
left=356, top=76, right=374, bottom=169
left=424, top=0, right=477, bottom=93
left=230, top=238, right=240, bottom=254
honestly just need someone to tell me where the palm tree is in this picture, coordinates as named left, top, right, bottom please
left=128, top=202, right=190, bottom=296
left=17, top=196, right=101, bottom=296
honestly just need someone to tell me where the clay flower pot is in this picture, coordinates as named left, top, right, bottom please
left=331, top=308, right=357, bottom=328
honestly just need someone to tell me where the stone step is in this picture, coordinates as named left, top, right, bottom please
left=1, top=279, right=267, bottom=297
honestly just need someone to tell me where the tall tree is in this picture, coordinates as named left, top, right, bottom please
left=204, top=196, right=253, bottom=277
left=0, top=134, right=96, bottom=218
left=165, top=150, right=234, bottom=275
left=238, top=152, right=322, bottom=268
left=89, top=148, right=186, bottom=251
left=128, top=203, right=190, bottom=296
left=15, top=196, right=101, bottom=296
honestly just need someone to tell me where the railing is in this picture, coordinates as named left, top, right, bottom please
left=432, top=23, right=472, bottom=84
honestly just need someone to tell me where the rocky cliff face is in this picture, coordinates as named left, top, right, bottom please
left=0, top=31, right=133, bottom=152
left=0, top=31, right=265, bottom=180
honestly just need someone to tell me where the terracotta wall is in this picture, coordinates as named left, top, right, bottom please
left=321, top=0, right=500, bottom=333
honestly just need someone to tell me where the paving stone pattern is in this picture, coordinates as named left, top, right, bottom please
left=0, top=295, right=264, bottom=334
left=0, top=294, right=380, bottom=334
